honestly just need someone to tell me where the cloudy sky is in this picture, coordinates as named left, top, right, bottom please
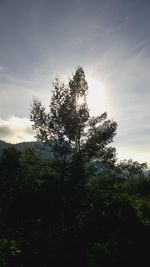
left=0, top=0, right=150, bottom=163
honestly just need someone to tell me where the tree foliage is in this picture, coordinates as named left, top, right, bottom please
left=0, top=147, right=149, bottom=267
left=30, top=67, right=117, bottom=179
left=117, top=159, right=147, bottom=177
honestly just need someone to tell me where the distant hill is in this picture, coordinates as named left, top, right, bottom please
left=0, top=140, right=12, bottom=151
left=0, top=140, right=53, bottom=159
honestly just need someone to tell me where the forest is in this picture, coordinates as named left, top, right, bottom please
left=0, top=67, right=150, bottom=267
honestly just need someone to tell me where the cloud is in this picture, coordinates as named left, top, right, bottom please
left=0, top=117, right=35, bottom=143
left=0, top=125, right=13, bottom=136
left=0, top=65, right=5, bottom=72
left=0, top=66, right=51, bottom=119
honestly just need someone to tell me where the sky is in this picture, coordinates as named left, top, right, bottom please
left=0, top=0, right=150, bottom=164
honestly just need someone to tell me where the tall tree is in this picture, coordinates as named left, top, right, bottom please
left=30, top=67, right=117, bottom=179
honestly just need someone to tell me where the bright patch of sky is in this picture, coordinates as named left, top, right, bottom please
left=0, top=117, right=35, bottom=143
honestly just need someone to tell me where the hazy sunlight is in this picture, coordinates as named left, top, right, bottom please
left=87, top=79, right=108, bottom=116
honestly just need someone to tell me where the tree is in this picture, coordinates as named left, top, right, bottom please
left=117, top=159, right=147, bottom=178
left=30, top=67, right=117, bottom=179
left=0, top=147, right=22, bottom=207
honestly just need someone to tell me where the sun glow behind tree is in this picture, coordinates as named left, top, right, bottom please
left=87, top=79, right=109, bottom=116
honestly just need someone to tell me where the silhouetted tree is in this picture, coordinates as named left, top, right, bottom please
left=31, top=67, right=117, bottom=180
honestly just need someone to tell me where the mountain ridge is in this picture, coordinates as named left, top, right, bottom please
left=0, top=140, right=53, bottom=159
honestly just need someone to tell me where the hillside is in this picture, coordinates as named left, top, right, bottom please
left=0, top=140, right=11, bottom=151
left=0, top=140, right=53, bottom=159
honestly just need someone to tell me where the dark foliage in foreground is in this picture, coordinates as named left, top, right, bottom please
left=0, top=147, right=149, bottom=267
